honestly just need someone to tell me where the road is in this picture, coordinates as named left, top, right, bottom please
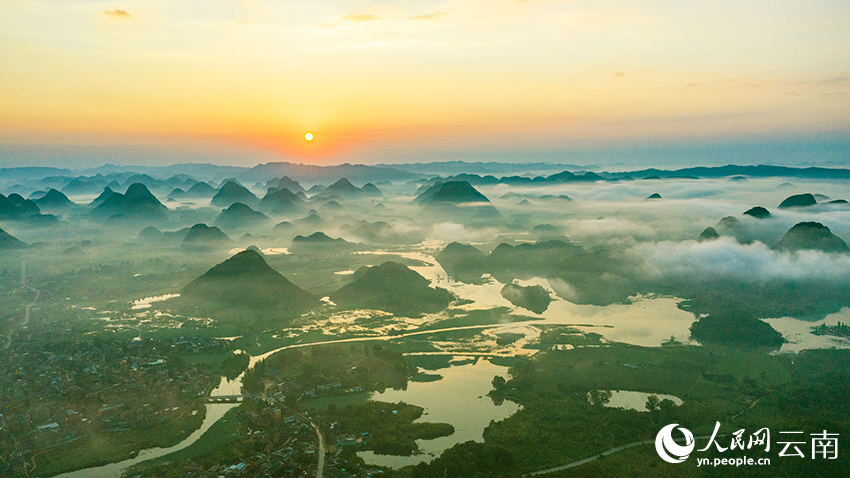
left=524, top=440, right=655, bottom=476
left=525, top=435, right=720, bottom=476
left=311, top=420, right=325, bottom=478
left=4, top=273, right=39, bottom=350
left=248, top=319, right=562, bottom=368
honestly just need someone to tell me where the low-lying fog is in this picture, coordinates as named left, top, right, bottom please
left=2, top=170, right=849, bottom=352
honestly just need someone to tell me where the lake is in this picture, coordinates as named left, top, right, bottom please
left=358, top=357, right=521, bottom=468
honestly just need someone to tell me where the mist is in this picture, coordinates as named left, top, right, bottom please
left=3, top=161, right=850, bottom=477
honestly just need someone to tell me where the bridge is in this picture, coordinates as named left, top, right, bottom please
left=204, top=395, right=244, bottom=403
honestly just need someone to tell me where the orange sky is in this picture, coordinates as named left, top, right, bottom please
left=1, top=0, right=849, bottom=166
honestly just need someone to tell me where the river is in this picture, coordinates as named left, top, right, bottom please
left=53, top=402, right=237, bottom=478
left=53, top=246, right=850, bottom=476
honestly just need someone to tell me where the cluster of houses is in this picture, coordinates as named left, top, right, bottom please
left=0, top=333, right=217, bottom=476
left=145, top=397, right=387, bottom=478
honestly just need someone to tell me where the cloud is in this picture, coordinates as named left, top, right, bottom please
left=429, top=222, right=500, bottom=244
left=236, top=20, right=251, bottom=25
left=566, top=218, right=655, bottom=239
left=548, top=277, right=580, bottom=302
left=613, top=71, right=626, bottom=78
left=411, top=12, right=445, bottom=21
left=343, top=13, right=381, bottom=22
left=103, top=9, right=131, bottom=18
left=633, top=238, right=850, bottom=282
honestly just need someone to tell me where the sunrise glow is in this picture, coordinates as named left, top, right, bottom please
left=0, top=1, right=848, bottom=167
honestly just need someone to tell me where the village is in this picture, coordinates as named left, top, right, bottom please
left=126, top=343, right=433, bottom=478
left=0, top=328, right=220, bottom=476
left=143, top=397, right=389, bottom=478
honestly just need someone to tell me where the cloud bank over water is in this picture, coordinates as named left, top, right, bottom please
left=634, top=238, right=850, bottom=283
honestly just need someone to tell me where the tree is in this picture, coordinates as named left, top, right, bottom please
left=645, top=394, right=661, bottom=412
left=508, top=359, right=536, bottom=388
left=242, top=364, right=266, bottom=395
left=658, top=398, right=677, bottom=417
left=589, top=388, right=612, bottom=407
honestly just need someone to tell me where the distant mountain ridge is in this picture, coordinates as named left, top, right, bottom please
left=241, top=162, right=420, bottom=184
left=417, top=165, right=850, bottom=187
left=5, top=163, right=850, bottom=198
left=380, top=161, right=594, bottom=176
left=4, top=162, right=850, bottom=183
left=619, top=165, right=850, bottom=180
left=0, top=167, right=76, bottom=181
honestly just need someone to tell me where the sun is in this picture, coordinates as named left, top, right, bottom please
left=304, top=132, right=314, bottom=142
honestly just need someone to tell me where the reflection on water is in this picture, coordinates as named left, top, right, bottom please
left=56, top=375, right=240, bottom=478
left=262, top=248, right=291, bottom=255
left=212, top=375, right=243, bottom=396
left=54, top=403, right=237, bottom=478
left=228, top=247, right=290, bottom=255
left=536, top=295, right=696, bottom=348
left=447, top=277, right=697, bottom=348
left=358, top=358, right=520, bottom=468
left=131, top=294, right=180, bottom=310
left=767, top=307, right=850, bottom=353
left=591, top=390, right=683, bottom=412
left=59, top=247, right=846, bottom=476
left=356, top=249, right=697, bottom=347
